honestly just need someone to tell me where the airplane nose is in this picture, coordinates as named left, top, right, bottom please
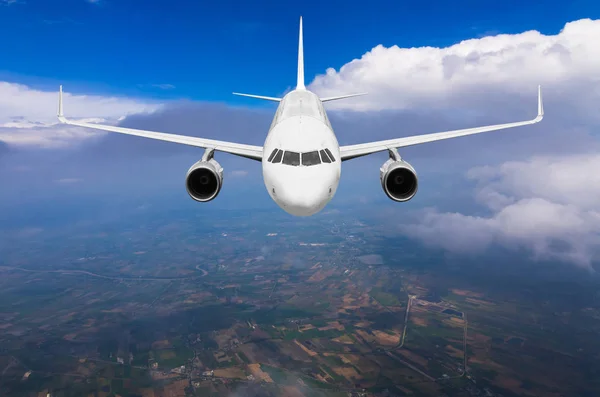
left=279, top=182, right=328, bottom=216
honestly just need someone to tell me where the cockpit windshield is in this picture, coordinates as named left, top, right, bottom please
left=302, top=151, right=321, bottom=166
left=282, top=151, right=300, bottom=166
left=268, top=148, right=336, bottom=166
left=272, top=149, right=283, bottom=163
left=319, top=149, right=332, bottom=163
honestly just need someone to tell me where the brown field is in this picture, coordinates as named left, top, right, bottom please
left=277, top=341, right=313, bottom=362
left=138, top=388, right=156, bottom=397
left=342, top=293, right=372, bottom=311
left=372, top=330, right=400, bottom=346
left=443, top=317, right=464, bottom=326
left=214, top=367, right=247, bottom=379
left=162, top=379, right=188, bottom=397
left=355, top=329, right=373, bottom=343
left=281, top=386, right=305, bottom=397
left=152, top=340, right=171, bottom=349
left=248, top=363, right=274, bottom=383
left=318, top=321, right=344, bottom=331
left=410, top=316, right=429, bottom=326
left=473, top=333, right=491, bottom=343
left=308, top=269, right=335, bottom=282
left=344, top=354, right=380, bottom=375
left=332, top=366, right=360, bottom=381
left=466, top=297, right=496, bottom=306
left=445, top=344, right=463, bottom=359
left=299, top=324, right=315, bottom=332
left=451, top=289, right=484, bottom=298
left=332, top=334, right=354, bottom=344
left=397, top=349, right=429, bottom=368
left=354, top=321, right=372, bottom=328
left=150, top=371, right=179, bottom=381
left=186, top=292, right=212, bottom=300
left=492, top=375, right=532, bottom=395
left=294, top=340, right=317, bottom=356
left=342, top=294, right=355, bottom=305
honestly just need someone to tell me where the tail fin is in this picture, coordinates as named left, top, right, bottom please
left=231, top=17, right=306, bottom=101
left=297, top=16, right=305, bottom=90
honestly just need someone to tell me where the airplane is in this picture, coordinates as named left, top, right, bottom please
left=56, top=17, right=544, bottom=217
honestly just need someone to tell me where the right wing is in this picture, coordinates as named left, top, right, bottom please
left=57, top=86, right=264, bottom=161
left=340, top=86, right=544, bottom=161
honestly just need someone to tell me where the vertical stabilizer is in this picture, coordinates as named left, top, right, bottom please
left=296, top=16, right=305, bottom=90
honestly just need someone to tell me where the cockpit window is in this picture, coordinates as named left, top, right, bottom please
left=302, top=151, right=321, bottom=166
left=324, top=148, right=336, bottom=162
left=272, top=149, right=283, bottom=163
left=267, top=149, right=278, bottom=162
left=319, top=149, right=332, bottom=163
left=282, top=151, right=300, bottom=166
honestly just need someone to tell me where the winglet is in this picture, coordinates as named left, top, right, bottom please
left=537, top=85, right=544, bottom=119
left=57, top=85, right=67, bottom=123
left=296, top=16, right=305, bottom=90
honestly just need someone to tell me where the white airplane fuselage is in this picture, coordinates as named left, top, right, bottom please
left=262, top=89, right=341, bottom=216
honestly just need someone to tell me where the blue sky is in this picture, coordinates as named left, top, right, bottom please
left=1, top=0, right=598, bottom=103
left=1, top=0, right=600, bottom=269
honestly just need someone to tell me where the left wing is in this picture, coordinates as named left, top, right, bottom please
left=340, top=86, right=543, bottom=161
left=57, top=86, right=264, bottom=161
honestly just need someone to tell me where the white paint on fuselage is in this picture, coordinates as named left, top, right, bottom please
left=262, top=90, right=341, bottom=216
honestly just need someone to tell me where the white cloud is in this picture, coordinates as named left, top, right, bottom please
left=309, top=18, right=600, bottom=116
left=0, top=82, right=162, bottom=148
left=402, top=153, right=600, bottom=269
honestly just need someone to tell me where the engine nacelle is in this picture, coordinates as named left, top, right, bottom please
left=185, top=159, right=223, bottom=202
left=380, top=158, right=419, bottom=202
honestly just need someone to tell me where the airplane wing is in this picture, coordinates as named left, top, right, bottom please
left=57, top=86, right=263, bottom=161
left=339, top=86, right=543, bottom=161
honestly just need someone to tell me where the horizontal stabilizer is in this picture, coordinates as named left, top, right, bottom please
left=232, top=92, right=281, bottom=102
left=320, top=92, right=368, bottom=102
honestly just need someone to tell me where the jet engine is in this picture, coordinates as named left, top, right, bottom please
left=185, top=159, right=223, bottom=202
left=380, top=158, right=418, bottom=202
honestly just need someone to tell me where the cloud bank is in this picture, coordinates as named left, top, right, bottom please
left=308, top=18, right=600, bottom=268
left=403, top=154, right=600, bottom=269
left=310, top=18, right=600, bottom=119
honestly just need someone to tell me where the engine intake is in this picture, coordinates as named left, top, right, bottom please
left=380, top=159, right=418, bottom=202
left=185, top=159, right=223, bottom=202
